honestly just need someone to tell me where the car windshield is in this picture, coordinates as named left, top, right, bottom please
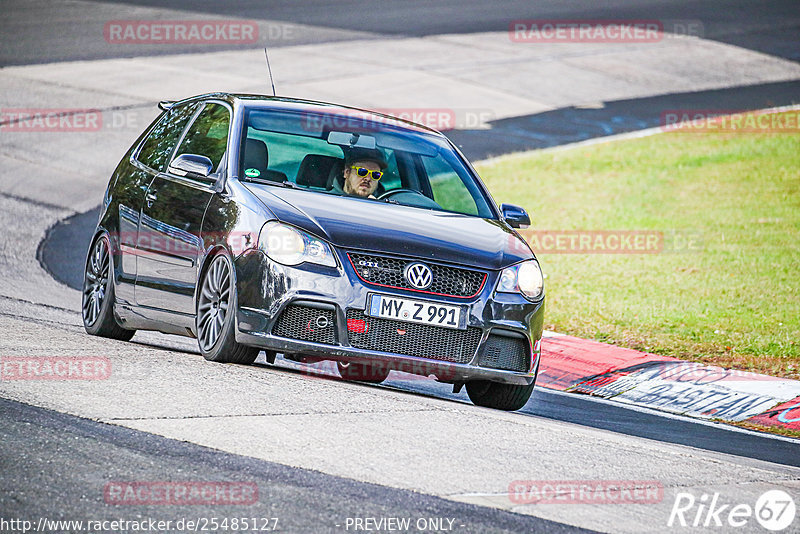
left=240, top=108, right=496, bottom=218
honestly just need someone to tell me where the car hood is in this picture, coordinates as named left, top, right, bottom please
left=246, top=185, right=532, bottom=270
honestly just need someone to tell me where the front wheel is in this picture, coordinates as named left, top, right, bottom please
left=82, top=234, right=135, bottom=341
left=466, top=380, right=534, bottom=411
left=196, top=252, right=258, bottom=365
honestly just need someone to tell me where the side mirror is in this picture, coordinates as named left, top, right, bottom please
left=501, top=203, right=531, bottom=229
left=168, top=154, right=214, bottom=180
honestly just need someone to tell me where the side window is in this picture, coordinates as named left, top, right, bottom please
left=422, top=155, right=480, bottom=216
left=137, top=104, right=197, bottom=172
left=247, top=129, right=343, bottom=179
left=174, top=103, right=230, bottom=171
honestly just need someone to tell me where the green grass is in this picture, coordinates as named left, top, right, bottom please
left=476, top=112, right=800, bottom=379
left=725, top=420, right=800, bottom=440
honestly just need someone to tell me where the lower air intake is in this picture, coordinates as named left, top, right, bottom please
left=273, top=304, right=337, bottom=345
left=477, top=332, right=530, bottom=372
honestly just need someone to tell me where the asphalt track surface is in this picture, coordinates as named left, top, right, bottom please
left=1, top=397, right=588, bottom=533
left=3, top=1, right=800, bottom=532
left=5, top=2, right=800, bottom=155
left=2, top=0, right=798, bottom=65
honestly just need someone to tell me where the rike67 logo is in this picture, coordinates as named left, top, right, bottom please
left=668, top=489, right=796, bottom=531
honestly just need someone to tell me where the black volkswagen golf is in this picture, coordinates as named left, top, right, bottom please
left=83, top=93, right=545, bottom=411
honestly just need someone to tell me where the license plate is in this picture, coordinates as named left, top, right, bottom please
left=366, top=294, right=466, bottom=330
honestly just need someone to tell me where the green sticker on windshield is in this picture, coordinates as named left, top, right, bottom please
left=244, top=168, right=261, bottom=178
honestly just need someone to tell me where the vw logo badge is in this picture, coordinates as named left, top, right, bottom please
left=404, top=262, right=433, bottom=290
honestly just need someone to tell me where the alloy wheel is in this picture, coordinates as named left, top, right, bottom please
left=82, top=237, right=109, bottom=327
left=197, top=255, right=231, bottom=352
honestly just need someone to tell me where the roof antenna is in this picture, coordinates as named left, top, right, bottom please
left=264, top=47, right=276, bottom=97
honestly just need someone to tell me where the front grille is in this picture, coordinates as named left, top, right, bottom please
left=273, top=304, right=337, bottom=345
left=477, top=332, right=530, bottom=372
left=346, top=310, right=481, bottom=364
left=348, top=253, right=486, bottom=298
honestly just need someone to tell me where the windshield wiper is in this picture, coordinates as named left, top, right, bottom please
left=243, top=178, right=297, bottom=189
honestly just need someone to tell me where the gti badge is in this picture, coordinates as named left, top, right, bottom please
left=404, top=262, right=433, bottom=290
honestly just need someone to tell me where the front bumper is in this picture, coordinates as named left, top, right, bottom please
left=233, top=249, right=544, bottom=385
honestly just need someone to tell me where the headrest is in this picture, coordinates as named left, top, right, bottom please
left=297, top=154, right=343, bottom=188
left=243, top=138, right=269, bottom=175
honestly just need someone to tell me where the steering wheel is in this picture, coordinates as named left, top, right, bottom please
left=377, top=188, right=442, bottom=209
left=377, top=188, right=421, bottom=201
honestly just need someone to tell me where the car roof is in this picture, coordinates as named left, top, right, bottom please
left=167, top=92, right=445, bottom=137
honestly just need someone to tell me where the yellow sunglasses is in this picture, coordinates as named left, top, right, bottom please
left=350, top=166, right=383, bottom=180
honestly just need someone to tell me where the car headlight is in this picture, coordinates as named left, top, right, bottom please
left=497, top=260, right=544, bottom=300
left=258, top=221, right=337, bottom=267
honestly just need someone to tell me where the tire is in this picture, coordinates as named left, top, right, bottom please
left=337, top=361, right=390, bottom=383
left=466, top=380, right=534, bottom=411
left=82, top=234, right=135, bottom=341
left=196, top=251, right=258, bottom=364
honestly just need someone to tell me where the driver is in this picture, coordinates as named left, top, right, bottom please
left=334, top=148, right=387, bottom=198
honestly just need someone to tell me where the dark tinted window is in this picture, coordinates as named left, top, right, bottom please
left=243, top=109, right=495, bottom=218
left=137, top=104, right=197, bottom=172
left=174, top=103, right=230, bottom=171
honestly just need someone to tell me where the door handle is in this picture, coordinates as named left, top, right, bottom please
left=145, top=192, right=157, bottom=208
